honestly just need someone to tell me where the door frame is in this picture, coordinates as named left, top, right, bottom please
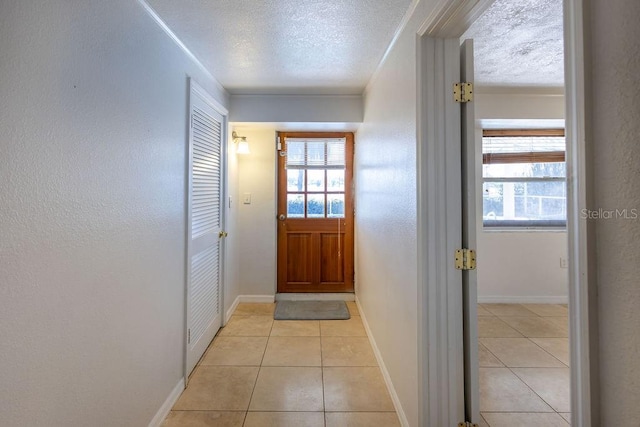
left=416, top=35, right=465, bottom=426
left=415, top=0, right=598, bottom=425
left=276, top=131, right=355, bottom=293
left=184, top=78, right=229, bottom=383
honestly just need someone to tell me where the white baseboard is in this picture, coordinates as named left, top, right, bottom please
left=226, top=295, right=276, bottom=321
left=478, top=295, right=569, bottom=304
left=238, top=295, right=275, bottom=303
left=275, top=293, right=355, bottom=301
left=148, top=378, right=185, bottom=427
left=355, top=297, right=410, bottom=427
left=225, top=295, right=241, bottom=323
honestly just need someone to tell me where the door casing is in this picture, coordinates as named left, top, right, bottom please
left=184, top=78, right=228, bottom=382
left=415, top=0, right=597, bottom=425
left=276, top=132, right=355, bottom=293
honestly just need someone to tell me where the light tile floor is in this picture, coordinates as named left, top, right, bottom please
left=163, top=302, right=401, bottom=427
left=164, top=302, right=569, bottom=426
left=479, top=303, right=571, bottom=426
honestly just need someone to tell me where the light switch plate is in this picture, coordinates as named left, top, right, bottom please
left=243, top=193, right=251, bottom=204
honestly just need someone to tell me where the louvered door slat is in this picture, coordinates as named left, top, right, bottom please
left=190, top=246, right=219, bottom=342
left=186, top=80, right=226, bottom=377
left=191, top=109, right=221, bottom=239
left=193, top=131, right=220, bottom=144
left=192, top=153, right=220, bottom=163
left=192, top=114, right=219, bottom=133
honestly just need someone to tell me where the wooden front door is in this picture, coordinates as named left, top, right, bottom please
left=277, top=132, right=354, bottom=293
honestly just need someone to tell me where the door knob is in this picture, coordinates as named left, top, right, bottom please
left=218, top=231, right=228, bottom=238
left=278, top=214, right=286, bottom=221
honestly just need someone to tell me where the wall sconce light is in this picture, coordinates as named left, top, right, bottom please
left=232, top=131, right=251, bottom=155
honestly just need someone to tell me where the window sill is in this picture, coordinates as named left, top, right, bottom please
left=482, top=226, right=567, bottom=233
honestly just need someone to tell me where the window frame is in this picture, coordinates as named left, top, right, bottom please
left=482, top=129, right=567, bottom=230
left=283, top=136, right=348, bottom=219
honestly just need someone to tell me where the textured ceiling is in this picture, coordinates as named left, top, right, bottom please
left=146, top=0, right=414, bottom=94
left=462, top=0, right=564, bottom=90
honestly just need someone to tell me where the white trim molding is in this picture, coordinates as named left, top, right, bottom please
left=418, top=0, right=495, bottom=37
left=478, top=296, right=569, bottom=304
left=564, top=0, right=599, bottom=425
left=238, top=295, right=276, bottom=303
left=365, top=0, right=420, bottom=94
left=148, top=379, right=184, bottom=427
left=417, top=34, right=466, bottom=426
left=135, top=0, right=228, bottom=98
left=224, top=294, right=277, bottom=323
left=275, top=293, right=355, bottom=302
left=190, top=78, right=229, bottom=116
left=225, top=295, right=241, bottom=323
left=225, top=295, right=275, bottom=322
left=413, top=1, right=597, bottom=425
left=356, top=297, right=410, bottom=427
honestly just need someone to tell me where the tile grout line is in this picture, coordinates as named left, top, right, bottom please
left=478, top=341, right=506, bottom=368
left=170, top=306, right=400, bottom=425
left=478, top=306, right=570, bottom=421
left=241, top=310, right=273, bottom=425
left=507, top=365, right=568, bottom=417
left=200, top=307, right=399, bottom=424
left=320, top=333, right=327, bottom=427
left=505, top=318, right=568, bottom=418
left=479, top=336, right=568, bottom=368
left=526, top=336, right=570, bottom=368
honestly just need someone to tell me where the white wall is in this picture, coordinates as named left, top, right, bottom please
left=589, top=0, right=640, bottom=422
left=354, top=2, right=448, bottom=424
left=475, top=92, right=565, bottom=119
left=225, top=129, right=242, bottom=316
left=0, top=1, right=235, bottom=425
left=233, top=127, right=278, bottom=296
left=230, top=94, right=363, bottom=124
left=356, top=25, right=570, bottom=424
left=475, top=93, right=569, bottom=302
left=478, top=232, right=568, bottom=302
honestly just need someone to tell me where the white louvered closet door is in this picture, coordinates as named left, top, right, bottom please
left=186, top=81, right=226, bottom=376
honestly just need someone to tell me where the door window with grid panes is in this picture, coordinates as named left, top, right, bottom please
left=285, top=138, right=346, bottom=219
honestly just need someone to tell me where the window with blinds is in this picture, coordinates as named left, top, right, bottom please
left=482, top=129, right=566, bottom=228
left=284, top=138, right=346, bottom=218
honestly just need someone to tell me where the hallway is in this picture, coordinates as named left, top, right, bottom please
left=4, top=0, right=637, bottom=424
left=162, top=303, right=401, bottom=426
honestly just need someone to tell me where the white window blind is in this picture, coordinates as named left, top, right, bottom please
left=483, top=136, right=565, bottom=156
left=482, top=133, right=567, bottom=228
left=285, top=138, right=346, bottom=170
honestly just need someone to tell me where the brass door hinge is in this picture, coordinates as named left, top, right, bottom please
left=458, top=422, right=479, bottom=427
left=454, top=82, right=474, bottom=103
left=455, top=249, right=476, bottom=270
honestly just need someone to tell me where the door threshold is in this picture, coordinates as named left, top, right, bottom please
left=275, top=293, right=355, bottom=302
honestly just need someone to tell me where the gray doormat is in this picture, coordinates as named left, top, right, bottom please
left=274, top=300, right=350, bottom=320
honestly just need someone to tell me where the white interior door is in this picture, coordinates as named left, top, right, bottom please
left=186, top=80, right=226, bottom=377
left=460, top=39, right=480, bottom=424
left=418, top=36, right=465, bottom=426
left=418, top=36, right=478, bottom=426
